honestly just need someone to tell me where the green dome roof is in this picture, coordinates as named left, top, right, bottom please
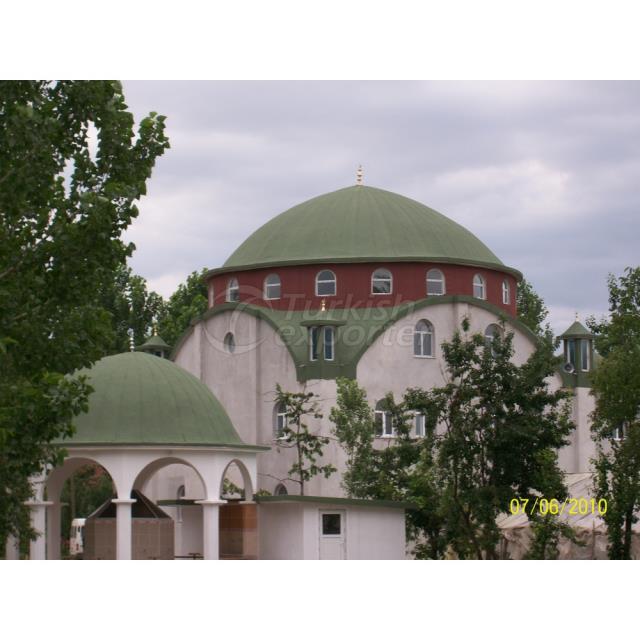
left=59, top=352, right=243, bottom=447
left=219, top=185, right=514, bottom=274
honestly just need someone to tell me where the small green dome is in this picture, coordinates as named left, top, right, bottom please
left=221, top=185, right=513, bottom=274
left=60, top=352, right=243, bottom=447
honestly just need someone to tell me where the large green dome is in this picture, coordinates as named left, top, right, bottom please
left=221, top=185, right=509, bottom=273
left=59, top=352, right=243, bottom=447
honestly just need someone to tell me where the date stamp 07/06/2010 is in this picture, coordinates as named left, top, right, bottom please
left=509, top=497, right=607, bottom=517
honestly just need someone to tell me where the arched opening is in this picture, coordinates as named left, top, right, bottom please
left=226, top=277, right=239, bottom=302
left=224, top=332, right=236, bottom=353
left=274, top=483, right=288, bottom=496
left=413, top=319, right=434, bottom=357
left=219, top=460, right=257, bottom=560
left=473, top=274, right=486, bottom=299
left=274, top=401, right=288, bottom=440
left=502, top=279, right=510, bottom=305
left=426, top=269, right=445, bottom=296
left=316, top=270, right=336, bottom=296
left=484, top=323, right=503, bottom=355
left=44, top=457, right=117, bottom=561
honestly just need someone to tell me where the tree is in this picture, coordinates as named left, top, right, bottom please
left=0, top=80, right=169, bottom=547
left=517, top=278, right=549, bottom=336
left=99, top=264, right=165, bottom=354
left=331, top=319, right=575, bottom=559
left=274, top=384, right=336, bottom=495
left=156, top=268, right=209, bottom=348
left=588, top=267, right=640, bottom=559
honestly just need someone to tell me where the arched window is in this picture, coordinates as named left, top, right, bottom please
left=502, top=279, right=510, bottom=305
left=473, top=274, right=486, bottom=299
left=274, top=401, right=288, bottom=439
left=208, top=284, right=215, bottom=307
left=226, top=277, right=239, bottom=302
left=374, top=400, right=393, bottom=437
left=371, top=268, right=393, bottom=295
left=426, top=269, right=445, bottom=296
left=275, top=483, right=288, bottom=496
left=309, top=326, right=319, bottom=361
left=413, top=319, right=434, bottom=357
left=316, top=270, right=336, bottom=296
left=484, top=324, right=503, bottom=355
left=224, top=332, right=236, bottom=353
left=264, top=273, right=281, bottom=300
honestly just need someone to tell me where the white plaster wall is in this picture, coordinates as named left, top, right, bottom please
left=258, top=503, right=406, bottom=559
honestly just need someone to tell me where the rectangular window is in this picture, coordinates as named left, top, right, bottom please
left=309, top=327, right=319, bottom=361
left=567, top=339, right=576, bottom=367
left=415, top=413, right=425, bottom=437
left=375, top=410, right=393, bottom=436
left=324, top=326, right=334, bottom=361
left=580, top=339, right=590, bottom=371
left=322, top=513, right=342, bottom=536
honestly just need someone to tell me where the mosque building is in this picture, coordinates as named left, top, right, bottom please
left=11, top=172, right=597, bottom=560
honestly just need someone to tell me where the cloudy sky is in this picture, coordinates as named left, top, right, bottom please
left=121, top=81, right=640, bottom=335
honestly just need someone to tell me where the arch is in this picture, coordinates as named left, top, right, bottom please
left=274, top=483, right=288, bottom=496
left=413, top=319, right=434, bottom=357
left=219, top=458, right=254, bottom=501
left=473, top=274, right=486, bottom=299
left=226, top=277, right=239, bottom=302
left=264, top=273, right=281, bottom=300
left=426, top=269, right=445, bottom=296
left=224, top=332, right=236, bottom=353
left=45, top=455, right=121, bottom=501
left=132, top=456, right=207, bottom=497
left=371, top=268, right=393, bottom=295
left=502, top=279, right=510, bottom=305
left=315, top=269, right=336, bottom=296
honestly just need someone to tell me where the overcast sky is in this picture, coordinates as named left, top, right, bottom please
left=121, top=81, right=640, bottom=336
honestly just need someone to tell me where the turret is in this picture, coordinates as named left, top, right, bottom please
left=559, top=317, right=594, bottom=384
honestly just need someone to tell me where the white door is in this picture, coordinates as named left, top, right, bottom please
left=319, top=510, right=346, bottom=560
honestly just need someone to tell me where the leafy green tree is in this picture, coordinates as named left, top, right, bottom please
left=331, top=319, right=574, bottom=559
left=156, top=268, right=208, bottom=348
left=517, top=278, right=549, bottom=335
left=274, top=384, right=336, bottom=495
left=0, top=80, right=169, bottom=547
left=99, top=264, right=165, bottom=354
left=588, top=267, right=640, bottom=559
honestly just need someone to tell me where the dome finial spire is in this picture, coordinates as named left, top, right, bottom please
left=356, top=165, right=363, bottom=186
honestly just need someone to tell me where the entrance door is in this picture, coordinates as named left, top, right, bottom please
left=319, top=510, right=346, bottom=560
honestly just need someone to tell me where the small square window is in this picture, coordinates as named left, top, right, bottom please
left=322, top=513, right=341, bottom=536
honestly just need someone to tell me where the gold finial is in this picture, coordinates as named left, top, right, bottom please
left=321, top=299, right=326, bottom=312
left=356, top=165, right=363, bottom=186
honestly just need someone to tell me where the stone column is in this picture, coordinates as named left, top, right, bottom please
left=112, top=498, right=136, bottom=560
left=47, top=502, right=62, bottom=560
left=196, top=500, right=226, bottom=560
left=5, top=534, right=20, bottom=560
left=27, top=501, right=53, bottom=560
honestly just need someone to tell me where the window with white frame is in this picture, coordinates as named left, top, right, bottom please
left=414, top=413, right=426, bottom=437
left=374, top=400, right=394, bottom=437
left=309, top=326, right=320, bottom=361
left=324, top=326, right=335, bottom=361
left=224, top=332, right=236, bottom=353
left=208, top=284, right=215, bottom=307
left=484, top=324, right=503, bottom=355
left=371, top=268, right=393, bottom=295
left=613, top=423, right=627, bottom=441
left=473, top=274, right=486, bottom=299
left=426, top=269, right=445, bottom=296
left=264, top=273, right=281, bottom=300
left=226, top=277, right=239, bottom=302
left=414, top=319, right=434, bottom=357
left=274, top=402, right=288, bottom=439
left=502, top=279, right=510, bottom=305
left=316, top=270, right=336, bottom=296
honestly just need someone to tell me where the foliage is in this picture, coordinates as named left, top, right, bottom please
left=98, top=264, right=164, bottom=354
left=157, top=268, right=208, bottom=349
left=331, top=320, right=575, bottom=559
left=516, top=278, right=549, bottom=336
left=274, top=383, right=336, bottom=495
left=0, top=80, right=169, bottom=546
left=588, top=267, right=640, bottom=559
